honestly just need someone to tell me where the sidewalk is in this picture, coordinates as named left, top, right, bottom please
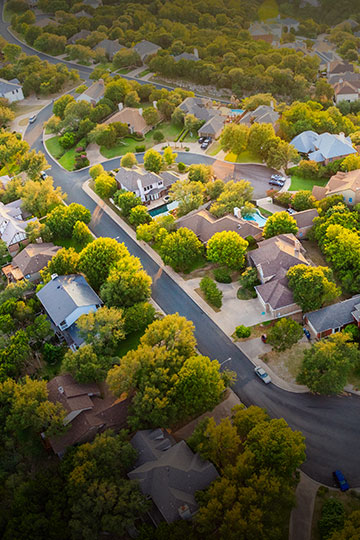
left=289, top=472, right=320, bottom=540
left=83, top=180, right=311, bottom=395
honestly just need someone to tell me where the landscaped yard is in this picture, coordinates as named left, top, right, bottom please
left=138, top=68, right=151, bottom=77
left=261, top=341, right=310, bottom=384
left=46, top=136, right=87, bottom=171
left=100, top=122, right=183, bottom=158
left=225, top=149, right=262, bottom=163
left=311, top=486, right=360, bottom=540
left=206, top=141, right=222, bottom=156
left=116, top=67, right=133, bottom=74
left=53, top=233, right=92, bottom=253
left=289, top=175, right=328, bottom=191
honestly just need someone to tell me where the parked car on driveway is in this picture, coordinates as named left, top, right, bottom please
left=198, top=137, right=205, bottom=144
left=254, top=366, right=272, bottom=384
left=201, top=142, right=209, bottom=149
left=333, top=470, right=349, bottom=491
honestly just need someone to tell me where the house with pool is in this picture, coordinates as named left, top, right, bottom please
left=115, top=166, right=179, bottom=204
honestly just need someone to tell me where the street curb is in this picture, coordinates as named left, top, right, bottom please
left=83, top=180, right=312, bottom=396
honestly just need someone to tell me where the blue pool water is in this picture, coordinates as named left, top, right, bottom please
left=149, top=201, right=178, bottom=217
left=230, top=109, right=244, bottom=115
left=244, top=209, right=267, bottom=227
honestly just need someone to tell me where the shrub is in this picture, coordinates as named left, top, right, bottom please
left=74, top=156, right=89, bottom=169
left=135, top=144, right=146, bottom=152
left=239, top=267, right=260, bottom=291
left=153, top=130, right=164, bottom=143
left=245, top=235, right=257, bottom=249
left=59, top=131, right=75, bottom=149
left=318, top=499, right=345, bottom=540
left=178, top=162, right=186, bottom=172
left=200, top=277, right=223, bottom=309
left=274, top=191, right=293, bottom=208
left=235, top=325, right=251, bottom=339
left=213, top=267, right=232, bottom=283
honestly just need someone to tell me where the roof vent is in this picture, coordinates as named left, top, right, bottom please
left=58, top=386, right=64, bottom=394
left=51, top=273, right=58, bottom=280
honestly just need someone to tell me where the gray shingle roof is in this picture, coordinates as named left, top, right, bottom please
left=290, top=131, right=356, bottom=161
left=305, top=295, right=360, bottom=334
left=198, top=115, right=225, bottom=136
left=95, top=39, right=124, bottom=59
left=36, top=274, right=102, bottom=327
left=240, top=105, right=279, bottom=126
left=11, top=243, right=60, bottom=276
left=128, top=429, right=218, bottom=523
left=178, top=97, right=215, bottom=122
left=173, top=52, right=199, bottom=62
left=0, top=78, right=22, bottom=95
left=133, top=40, right=161, bottom=60
left=115, top=166, right=178, bottom=192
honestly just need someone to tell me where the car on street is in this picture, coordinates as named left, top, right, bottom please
left=269, top=178, right=285, bottom=187
left=333, top=470, right=349, bottom=491
left=254, top=366, right=272, bottom=384
left=29, top=115, right=37, bottom=124
left=40, top=170, right=48, bottom=180
left=287, top=208, right=296, bottom=215
left=271, top=174, right=286, bottom=183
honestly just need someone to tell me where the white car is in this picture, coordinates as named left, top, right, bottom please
left=254, top=366, right=272, bottom=384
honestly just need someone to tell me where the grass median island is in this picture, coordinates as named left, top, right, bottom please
left=45, top=136, right=87, bottom=171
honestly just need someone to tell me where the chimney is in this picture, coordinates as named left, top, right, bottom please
left=118, top=102, right=123, bottom=111
left=339, top=132, right=345, bottom=140
left=193, top=47, right=199, bottom=59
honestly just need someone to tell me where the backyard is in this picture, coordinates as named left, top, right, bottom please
left=289, top=175, right=328, bottom=191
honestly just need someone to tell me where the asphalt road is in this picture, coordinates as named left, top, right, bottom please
left=3, top=2, right=360, bottom=486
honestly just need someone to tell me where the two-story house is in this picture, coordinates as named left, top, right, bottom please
left=0, top=78, right=24, bottom=103
left=115, top=166, right=179, bottom=203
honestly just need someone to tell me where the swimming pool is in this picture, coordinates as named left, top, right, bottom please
left=230, top=109, right=244, bottom=115
left=244, top=209, right=268, bottom=228
left=149, top=200, right=178, bottom=217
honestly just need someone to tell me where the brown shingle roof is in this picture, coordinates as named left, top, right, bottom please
left=256, top=277, right=296, bottom=310
left=312, top=169, right=360, bottom=200
left=293, top=208, right=319, bottom=229
left=11, top=242, right=60, bottom=276
left=105, top=107, right=150, bottom=134
left=176, top=209, right=262, bottom=243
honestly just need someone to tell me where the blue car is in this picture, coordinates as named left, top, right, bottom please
left=333, top=470, right=349, bottom=491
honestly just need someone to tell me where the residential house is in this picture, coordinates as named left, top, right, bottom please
left=327, top=60, right=354, bottom=76
left=76, top=79, right=105, bottom=105
left=248, top=22, right=281, bottom=45
left=304, top=295, right=360, bottom=338
left=34, top=16, right=59, bottom=28
left=293, top=208, right=319, bottom=238
left=74, top=10, right=92, bottom=18
left=2, top=242, right=60, bottom=283
left=334, top=81, right=359, bottom=104
left=46, top=374, right=130, bottom=456
left=198, top=115, right=225, bottom=139
left=173, top=49, right=199, bottom=62
left=36, top=274, right=103, bottom=349
left=0, top=199, right=35, bottom=252
left=240, top=104, right=279, bottom=128
left=176, top=207, right=263, bottom=243
left=290, top=131, right=356, bottom=164
left=300, top=0, right=320, bottom=7
left=329, top=71, right=360, bottom=87
left=115, top=166, right=179, bottom=203
left=128, top=429, right=219, bottom=524
left=95, top=39, right=124, bottom=60
left=68, top=29, right=91, bottom=44
left=133, top=40, right=161, bottom=63
left=266, top=16, right=300, bottom=32
left=249, top=233, right=310, bottom=318
left=312, top=169, right=360, bottom=206
left=104, top=106, right=150, bottom=136
left=83, top=0, right=102, bottom=7
left=0, top=78, right=24, bottom=103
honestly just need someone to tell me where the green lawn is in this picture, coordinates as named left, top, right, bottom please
left=138, top=68, right=151, bottom=77
left=206, top=141, right=222, bottom=156
left=115, top=330, right=143, bottom=357
left=289, top=175, right=328, bottom=191
left=53, top=235, right=91, bottom=253
left=100, top=122, right=182, bottom=158
left=116, top=67, right=133, bottom=74
left=46, top=136, right=87, bottom=171
left=225, top=149, right=262, bottom=163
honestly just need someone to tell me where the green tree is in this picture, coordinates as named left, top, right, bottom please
left=163, top=146, right=177, bottom=165
left=94, top=172, right=117, bottom=199
left=220, top=124, right=249, bottom=155
left=76, top=306, right=125, bottom=355
left=169, top=178, right=204, bottom=216
left=143, top=149, right=163, bottom=173
left=328, top=510, right=360, bottom=540
left=188, top=163, right=213, bottom=183
left=46, top=203, right=91, bottom=238
left=264, top=137, right=299, bottom=169
left=72, top=220, right=93, bottom=246
left=210, top=180, right=253, bottom=218
left=287, top=264, right=341, bottom=312
left=207, top=231, right=248, bottom=269
left=3, top=43, right=22, bottom=63
left=205, top=179, right=225, bottom=200
left=100, top=255, right=152, bottom=308
left=114, top=191, right=142, bottom=216
left=89, top=163, right=104, bottom=180
left=200, top=276, right=223, bottom=308
left=62, top=344, right=111, bottom=383
left=267, top=318, right=303, bottom=352
left=142, top=106, right=160, bottom=126
left=263, top=211, right=299, bottom=239
left=53, top=94, right=75, bottom=120
left=41, top=247, right=80, bottom=280
left=20, top=177, right=66, bottom=217
left=124, top=302, right=155, bottom=334
left=104, top=78, right=130, bottom=105
left=248, top=122, right=275, bottom=157
left=79, top=238, right=129, bottom=291
left=292, top=190, right=316, bottom=211
left=120, top=152, right=137, bottom=168
left=318, top=499, right=345, bottom=540
left=160, top=228, right=204, bottom=272
left=19, top=149, right=49, bottom=180
left=297, top=333, right=360, bottom=394
left=184, top=113, right=202, bottom=133
left=129, top=205, right=152, bottom=226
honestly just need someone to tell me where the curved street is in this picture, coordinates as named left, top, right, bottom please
left=2, top=3, right=360, bottom=487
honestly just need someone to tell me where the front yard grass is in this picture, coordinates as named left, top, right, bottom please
left=311, top=487, right=360, bottom=540
left=53, top=235, right=91, bottom=253
left=225, top=149, right=262, bottom=163
left=46, top=136, right=87, bottom=171
left=260, top=341, right=310, bottom=384
left=116, top=67, right=133, bottom=74
left=206, top=141, right=222, bottom=156
left=138, top=68, right=151, bottom=77
left=289, top=175, right=328, bottom=191
left=46, top=136, right=64, bottom=160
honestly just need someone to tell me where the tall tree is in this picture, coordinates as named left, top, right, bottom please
left=79, top=238, right=129, bottom=290
left=287, top=264, right=341, bottom=312
left=263, top=211, right=298, bottom=239
left=207, top=231, right=248, bottom=269
left=160, top=227, right=204, bottom=272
